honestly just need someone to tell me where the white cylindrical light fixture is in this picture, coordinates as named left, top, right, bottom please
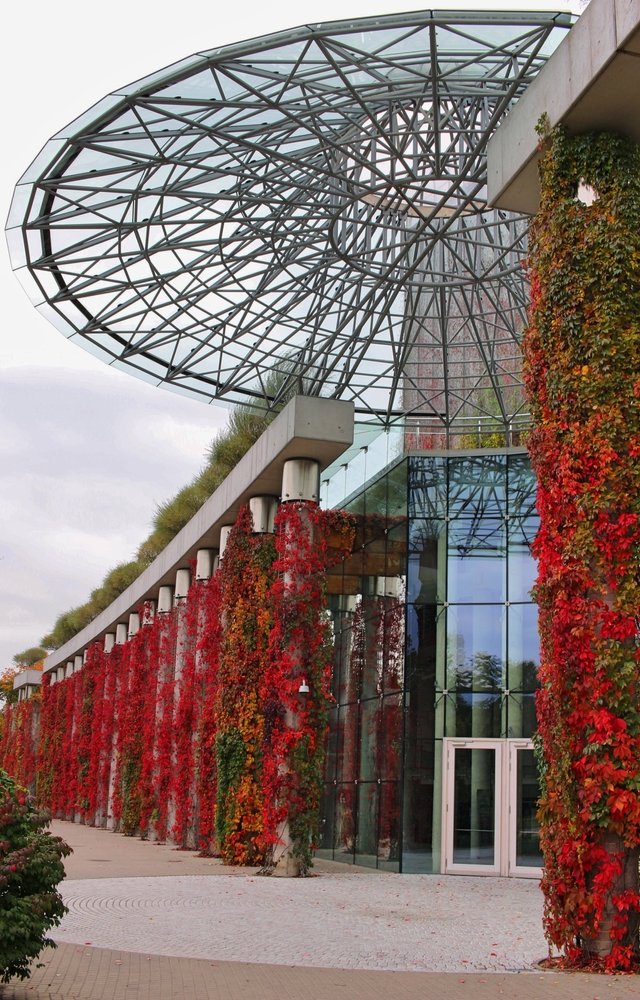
left=249, top=496, right=278, bottom=533
left=281, top=459, right=320, bottom=502
left=174, top=568, right=191, bottom=603
left=196, top=548, right=215, bottom=580
left=218, top=525, right=233, bottom=559
left=157, top=585, right=174, bottom=613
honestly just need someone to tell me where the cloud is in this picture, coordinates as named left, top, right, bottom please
left=0, top=366, right=228, bottom=662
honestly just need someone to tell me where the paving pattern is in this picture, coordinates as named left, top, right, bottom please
left=55, top=871, right=547, bottom=973
left=4, top=823, right=637, bottom=999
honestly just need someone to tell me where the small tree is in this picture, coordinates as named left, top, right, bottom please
left=0, top=667, right=20, bottom=706
left=12, top=649, right=48, bottom=669
left=0, top=769, right=71, bottom=982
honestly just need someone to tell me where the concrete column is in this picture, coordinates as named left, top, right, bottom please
left=108, top=626, right=128, bottom=830
left=73, top=654, right=83, bottom=673
left=168, top=569, right=191, bottom=843
left=157, top=585, right=174, bottom=613
left=64, top=661, right=73, bottom=679
left=196, top=548, right=215, bottom=581
left=104, top=633, right=115, bottom=653
left=272, top=458, right=320, bottom=877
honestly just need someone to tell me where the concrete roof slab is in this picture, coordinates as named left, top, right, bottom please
left=487, top=0, right=640, bottom=214
left=43, top=395, right=354, bottom=673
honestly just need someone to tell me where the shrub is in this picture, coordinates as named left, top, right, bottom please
left=0, top=769, right=71, bottom=982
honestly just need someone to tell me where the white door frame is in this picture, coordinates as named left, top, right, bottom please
left=441, top=737, right=542, bottom=878
left=507, top=739, right=542, bottom=879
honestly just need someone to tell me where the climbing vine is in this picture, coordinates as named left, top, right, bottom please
left=261, top=504, right=354, bottom=872
left=525, top=121, right=640, bottom=970
left=0, top=500, right=354, bottom=876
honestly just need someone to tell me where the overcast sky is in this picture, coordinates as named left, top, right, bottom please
left=0, top=0, right=584, bottom=667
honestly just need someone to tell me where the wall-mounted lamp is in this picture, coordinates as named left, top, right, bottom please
left=298, top=679, right=310, bottom=694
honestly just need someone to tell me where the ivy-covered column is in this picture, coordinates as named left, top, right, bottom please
left=265, top=461, right=354, bottom=876
left=524, top=123, right=640, bottom=970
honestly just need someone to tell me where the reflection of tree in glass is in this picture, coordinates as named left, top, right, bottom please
left=508, top=659, right=539, bottom=693
left=452, top=651, right=503, bottom=692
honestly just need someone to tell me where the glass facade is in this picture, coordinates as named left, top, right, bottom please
left=318, top=450, right=540, bottom=873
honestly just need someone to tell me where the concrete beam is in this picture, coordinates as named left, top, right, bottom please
left=487, top=0, right=640, bottom=214
left=43, top=396, right=354, bottom=673
left=12, top=669, right=43, bottom=691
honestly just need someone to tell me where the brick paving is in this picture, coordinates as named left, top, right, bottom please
left=2, top=820, right=637, bottom=999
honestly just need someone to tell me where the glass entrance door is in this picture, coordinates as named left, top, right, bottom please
left=443, top=740, right=501, bottom=875
left=442, top=739, right=542, bottom=877
left=509, top=741, right=543, bottom=876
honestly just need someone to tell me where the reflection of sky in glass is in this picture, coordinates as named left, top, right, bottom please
left=447, top=519, right=505, bottom=603
left=508, top=516, right=538, bottom=601
left=508, top=604, right=540, bottom=673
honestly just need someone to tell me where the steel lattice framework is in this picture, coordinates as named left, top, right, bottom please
left=7, top=10, right=572, bottom=433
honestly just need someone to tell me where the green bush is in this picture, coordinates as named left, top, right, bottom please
left=0, top=769, right=71, bottom=982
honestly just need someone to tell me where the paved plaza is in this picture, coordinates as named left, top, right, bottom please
left=3, top=821, right=638, bottom=999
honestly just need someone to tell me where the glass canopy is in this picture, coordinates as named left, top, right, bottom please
left=7, top=10, right=572, bottom=435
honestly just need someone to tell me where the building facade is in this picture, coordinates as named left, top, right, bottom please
left=319, top=437, right=541, bottom=877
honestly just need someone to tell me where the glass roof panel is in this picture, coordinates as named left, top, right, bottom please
left=7, top=9, right=573, bottom=435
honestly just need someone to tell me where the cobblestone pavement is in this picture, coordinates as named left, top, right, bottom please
left=56, top=872, right=545, bottom=972
left=2, top=821, right=637, bottom=999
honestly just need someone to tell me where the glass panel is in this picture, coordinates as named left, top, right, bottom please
left=448, top=519, right=505, bottom=603
left=380, top=694, right=403, bottom=781
left=318, top=784, right=335, bottom=854
left=507, top=454, right=538, bottom=520
left=507, top=693, right=537, bottom=740
left=508, top=515, right=538, bottom=601
left=447, top=455, right=506, bottom=519
left=403, top=602, right=437, bottom=870
left=508, top=604, right=540, bottom=692
left=325, top=707, right=338, bottom=780
left=515, top=749, right=543, bottom=868
left=355, top=782, right=378, bottom=865
left=377, top=782, right=400, bottom=870
left=452, top=747, right=496, bottom=865
left=359, top=608, right=382, bottom=699
left=386, top=460, right=408, bottom=520
left=336, top=705, right=358, bottom=782
left=359, top=699, right=380, bottom=780
left=446, top=605, right=505, bottom=691
left=334, top=784, right=356, bottom=860
left=408, top=456, right=448, bottom=520
left=381, top=607, right=405, bottom=694
left=408, top=518, right=445, bottom=605
left=448, top=693, right=502, bottom=739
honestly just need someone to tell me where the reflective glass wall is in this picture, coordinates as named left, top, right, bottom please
left=318, top=451, right=540, bottom=873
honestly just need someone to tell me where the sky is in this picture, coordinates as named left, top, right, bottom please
left=0, top=0, right=586, bottom=668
